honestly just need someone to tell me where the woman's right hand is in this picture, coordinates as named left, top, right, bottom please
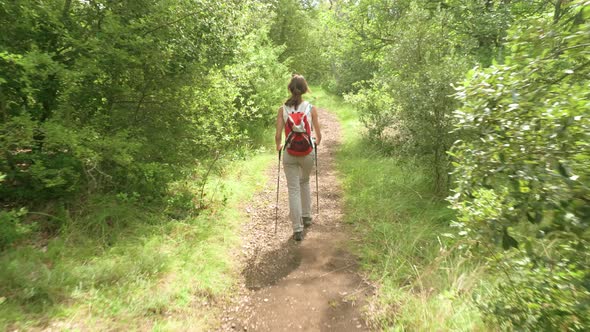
left=276, top=144, right=283, bottom=151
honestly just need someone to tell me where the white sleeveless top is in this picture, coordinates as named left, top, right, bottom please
left=282, top=101, right=314, bottom=132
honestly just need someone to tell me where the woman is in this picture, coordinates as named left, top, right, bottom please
left=275, top=75, right=322, bottom=241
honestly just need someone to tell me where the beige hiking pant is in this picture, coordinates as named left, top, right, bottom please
left=282, top=152, right=314, bottom=232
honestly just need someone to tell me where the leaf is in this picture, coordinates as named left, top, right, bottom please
left=526, top=212, right=535, bottom=223
left=557, top=162, right=570, bottom=178
left=535, top=211, right=543, bottom=224
left=524, top=240, right=534, bottom=256
left=502, top=228, right=519, bottom=250
left=527, top=211, right=543, bottom=224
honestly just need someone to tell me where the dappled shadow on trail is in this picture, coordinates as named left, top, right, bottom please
left=219, top=108, right=372, bottom=331
left=242, top=234, right=305, bottom=290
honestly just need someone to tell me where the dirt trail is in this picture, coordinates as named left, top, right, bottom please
left=218, top=109, right=373, bottom=331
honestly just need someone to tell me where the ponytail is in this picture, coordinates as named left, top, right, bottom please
left=285, top=75, right=309, bottom=108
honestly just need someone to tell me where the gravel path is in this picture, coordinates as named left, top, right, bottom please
left=218, top=108, right=373, bottom=331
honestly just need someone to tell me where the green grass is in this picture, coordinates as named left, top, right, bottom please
left=310, top=87, right=488, bottom=331
left=0, top=148, right=274, bottom=331
left=0, top=87, right=488, bottom=330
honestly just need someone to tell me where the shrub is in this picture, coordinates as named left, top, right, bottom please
left=0, top=209, right=31, bottom=250
left=450, top=1, right=590, bottom=329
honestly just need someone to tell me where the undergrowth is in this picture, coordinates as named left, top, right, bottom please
left=311, top=88, right=488, bottom=331
left=0, top=148, right=273, bottom=331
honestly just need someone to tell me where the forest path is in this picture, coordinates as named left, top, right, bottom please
left=218, top=108, right=372, bottom=331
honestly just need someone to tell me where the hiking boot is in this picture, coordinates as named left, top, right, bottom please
left=303, top=217, right=313, bottom=227
left=294, top=231, right=303, bottom=241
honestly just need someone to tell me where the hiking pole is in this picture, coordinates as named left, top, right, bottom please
left=275, top=149, right=281, bottom=234
left=314, top=139, right=319, bottom=217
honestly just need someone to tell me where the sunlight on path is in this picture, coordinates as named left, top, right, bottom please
left=218, top=109, right=373, bottom=331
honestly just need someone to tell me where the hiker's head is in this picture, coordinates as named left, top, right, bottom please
left=286, top=74, right=309, bottom=107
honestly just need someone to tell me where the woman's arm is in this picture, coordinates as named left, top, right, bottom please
left=311, top=106, right=322, bottom=146
left=275, top=107, right=284, bottom=151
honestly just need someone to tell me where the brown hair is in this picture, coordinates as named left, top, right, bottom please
left=285, top=74, right=310, bottom=108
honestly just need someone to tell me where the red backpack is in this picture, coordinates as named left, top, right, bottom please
left=283, top=102, right=313, bottom=156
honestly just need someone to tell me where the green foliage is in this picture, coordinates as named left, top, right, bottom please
left=265, top=0, right=335, bottom=84
left=345, top=81, right=396, bottom=144
left=0, top=0, right=287, bottom=205
left=0, top=209, right=31, bottom=250
left=476, top=246, right=590, bottom=331
left=268, top=0, right=314, bottom=73
left=2, top=0, right=588, bottom=329
left=342, top=0, right=473, bottom=193
left=320, top=89, right=485, bottom=331
left=332, top=0, right=537, bottom=194
left=450, top=1, right=590, bottom=329
left=445, top=0, right=515, bottom=65
left=0, top=149, right=274, bottom=330
left=318, top=1, right=381, bottom=94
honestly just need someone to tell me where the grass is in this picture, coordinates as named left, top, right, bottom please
left=1, top=87, right=488, bottom=330
left=309, top=87, right=488, bottom=331
left=0, top=147, right=274, bottom=331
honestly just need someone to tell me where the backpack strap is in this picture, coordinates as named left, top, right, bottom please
left=305, top=102, right=313, bottom=132
left=282, top=105, right=289, bottom=124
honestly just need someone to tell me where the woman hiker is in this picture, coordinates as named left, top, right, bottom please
left=275, top=75, right=322, bottom=241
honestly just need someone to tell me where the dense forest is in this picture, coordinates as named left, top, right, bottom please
left=1, top=0, right=588, bottom=330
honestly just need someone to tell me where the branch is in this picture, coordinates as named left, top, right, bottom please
left=112, top=99, right=165, bottom=105
left=141, top=11, right=200, bottom=37
left=133, top=86, right=149, bottom=122
left=556, top=43, right=590, bottom=54
left=545, top=60, right=590, bottom=85
left=61, top=0, right=72, bottom=23
left=350, top=22, right=396, bottom=47
left=199, top=151, right=221, bottom=210
left=544, top=43, right=590, bottom=60
left=553, top=0, right=563, bottom=24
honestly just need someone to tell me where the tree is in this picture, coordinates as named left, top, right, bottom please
left=0, top=0, right=287, bottom=212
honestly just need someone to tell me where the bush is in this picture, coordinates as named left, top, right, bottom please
left=0, top=0, right=288, bottom=207
left=338, top=0, right=481, bottom=194
left=0, top=209, right=31, bottom=250
left=450, top=1, right=590, bottom=329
